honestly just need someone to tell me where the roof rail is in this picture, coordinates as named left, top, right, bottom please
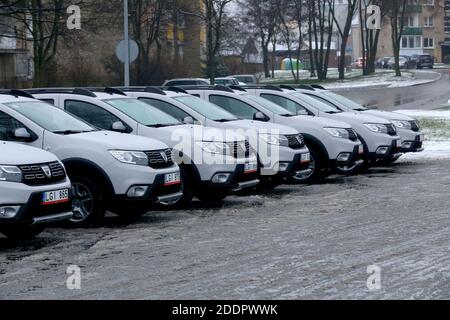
left=166, top=86, right=189, bottom=94
left=229, top=85, right=248, bottom=92
left=237, top=85, right=284, bottom=92
left=116, top=86, right=167, bottom=95
left=73, top=88, right=97, bottom=97
left=104, top=87, right=127, bottom=96
left=279, top=85, right=297, bottom=91
left=311, top=84, right=327, bottom=90
left=171, top=85, right=235, bottom=93
left=0, top=89, right=35, bottom=99
left=297, top=85, right=316, bottom=91
left=24, top=87, right=99, bottom=97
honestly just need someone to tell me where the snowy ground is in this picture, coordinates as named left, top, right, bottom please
left=397, top=109, right=450, bottom=162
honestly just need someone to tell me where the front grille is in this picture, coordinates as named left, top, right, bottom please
left=228, top=141, right=251, bottom=159
left=386, top=124, right=397, bottom=136
left=19, top=161, right=67, bottom=186
left=346, top=129, right=359, bottom=141
left=286, top=134, right=306, bottom=149
left=409, top=121, right=420, bottom=132
left=145, top=149, right=174, bottom=169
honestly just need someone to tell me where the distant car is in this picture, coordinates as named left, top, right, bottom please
left=229, top=74, right=258, bottom=84
left=162, top=78, right=210, bottom=87
left=376, top=57, right=393, bottom=69
left=387, top=56, right=415, bottom=69
left=214, top=77, right=241, bottom=86
left=355, top=57, right=365, bottom=69
left=413, top=54, right=434, bottom=69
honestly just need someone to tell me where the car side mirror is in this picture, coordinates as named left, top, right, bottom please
left=13, top=128, right=33, bottom=142
left=254, top=112, right=268, bottom=122
left=183, top=116, right=195, bottom=125
left=111, top=121, right=127, bottom=132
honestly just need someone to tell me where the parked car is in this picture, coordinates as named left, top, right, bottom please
left=214, top=77, right=245, bottom=86
left=1, top=90, right=181, bottom=226
left=162, top=78, right=210, bottom=87
left=229, top=74, right=259, bottom=85
left=33, top=88, right=259, bottom=204
left=413, top=54, right=434, bottom=69
left=121, top=87, right=310, bottom=188
left=296, top=85, right=425, bottom=160
left=376, top=57, right=393, bottom=69
left=243, top=86, right=403, bottom=166
left=0, top=141, right=72, bottom=240
left=184, top=86, right=364, bottom=183
left=387, top=56, right=416, bottom=69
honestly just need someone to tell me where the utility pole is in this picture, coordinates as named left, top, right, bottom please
left=123, top=0, right=130, bottom=86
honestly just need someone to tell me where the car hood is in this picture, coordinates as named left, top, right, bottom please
left=140, top=124, right=247, bottom=143
left=64, top=130, right=168, bottom=151
left=362, top=110, right=414, bottom=121
left=330, top=111, right=390, bottom=125
left=0, top=141, right=58, bottom=165
left=288, top=115, right=353, bottom=129
left=224, top=120, right=299, bottom=135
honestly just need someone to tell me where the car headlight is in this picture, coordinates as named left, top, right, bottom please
left=0, top=165, right=22, bottom=183
left=391, top=120, right=412, bottom=130
left=323, top=127, right=350, bottom=139
left=109, top=150, right=149, bottom=166
left=196, top=141, right=230, bottom=155
left=259, top=134, right=289, bottom=147
left=364, top=123, right=388, bottom=134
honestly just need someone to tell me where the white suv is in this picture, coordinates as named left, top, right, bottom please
left=31, top=88, right=259, bottom=204
left=119, top=87, right=312, bottom=187
left=0, top=142, right=72, bottom=240
left=0, top=91, right=182, bottom=226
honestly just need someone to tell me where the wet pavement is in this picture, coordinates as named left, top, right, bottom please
left=336, top=69, right=450, bottom=111
left=1, top=160, right=450, bottom=300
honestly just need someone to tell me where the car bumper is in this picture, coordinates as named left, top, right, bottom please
left=198, top=163, right=260, bottom=192
left=367, top=138, right=403, bottom=160
left=330, top=145, right=365, bottom=171
left=399, top=132, right=425, bottom=153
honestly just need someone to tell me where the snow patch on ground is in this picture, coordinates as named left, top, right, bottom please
left=397, top=109, right=450, bottom=162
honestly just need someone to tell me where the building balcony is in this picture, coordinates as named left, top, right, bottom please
left=403, top=27, right=423, bottom=36
left=405, top=5, right=422, bottom=14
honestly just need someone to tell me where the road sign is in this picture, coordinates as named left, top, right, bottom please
left=116, top=39, right=139, bottom=64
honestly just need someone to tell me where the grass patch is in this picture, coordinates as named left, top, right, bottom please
left=417, top=117, right=450, bottom=140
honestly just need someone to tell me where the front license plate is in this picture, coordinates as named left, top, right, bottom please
left=164, top=172, right=181, bottom=186
left=396, top=139, right=402, bottom=148
left=358, top=144, right=364, bottom=154
left=244, top=162, right=258, bottom=173
left=42, top=189, right=69, bottom=206
left=301, top=153, right=311, bottom=163
left=419, top=134, right=425, bottom=142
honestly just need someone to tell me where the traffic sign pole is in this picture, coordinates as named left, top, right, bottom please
left=123, top=0, right=130, bottom=86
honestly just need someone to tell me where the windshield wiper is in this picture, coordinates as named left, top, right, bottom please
left=281, top=114, right=295, bottom=117
left=53, top=130, right=93, bottom=135
left=216, top=119, right=235, bottom=123
left=146, top=124, right=179, bottom=128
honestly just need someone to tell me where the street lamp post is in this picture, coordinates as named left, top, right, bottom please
left=123, top=0, right=130, bottom=86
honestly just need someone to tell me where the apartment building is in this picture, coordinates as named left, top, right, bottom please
left=376, top=0, right=447, bottom=62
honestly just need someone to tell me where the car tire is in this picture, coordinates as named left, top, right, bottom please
left=70, top=175, right=106, bottom=227
left=288, top=148, right=326, bottom=184
left=0, top=225, right=45, bottom=241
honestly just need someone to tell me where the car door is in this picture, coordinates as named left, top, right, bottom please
left=63, top=99, right=134, bottom=132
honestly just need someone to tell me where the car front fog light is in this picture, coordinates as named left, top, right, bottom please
left=211, top=173, right=231, bottom=184
left=0, top=206, right=20, bottom=219
left=278, top=162, right=290, bottom=172
left=337, top=153, right=351, bottom=162
left=402, top=142, right=413, bottom=149
left=376, top=147, right=389, bottom=155
left=127, top=186, right=149, bottom=198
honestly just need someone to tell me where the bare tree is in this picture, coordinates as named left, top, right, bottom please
left=386, top=0, right=407, bottom=77
left=328, top=0, right=358, bottom=80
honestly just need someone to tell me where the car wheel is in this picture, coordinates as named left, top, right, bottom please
left=0, top=225, right=45, bottom=241
left=289, top=148, right=326, bottom=184
left=70, top=175, right=106, bottom=227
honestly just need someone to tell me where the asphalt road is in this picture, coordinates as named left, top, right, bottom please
left=336, top=69, right=450, bottom=111
left=1, top=160, right=450, bottom=300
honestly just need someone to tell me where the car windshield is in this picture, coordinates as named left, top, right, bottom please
left=104, top=98, right=181, bottom=127
left=321, top=91, right=368, bottom=111
left=290, top=92, right=343, bottom=114
left=5, top=101, right=96, bottom=134
left=243, top=94, right=296, bottom=116
left=173, top=95, right=238, bottom=122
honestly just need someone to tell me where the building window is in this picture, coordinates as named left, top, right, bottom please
left=445, top=16, right=450, bottom=32
left=424, top=16, right=434, bottom=27
left=423, top=37, right=434, bottom=48
left=424, top=0, right=435, bottom=5
left=401, top=35, right=422, bottom=49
